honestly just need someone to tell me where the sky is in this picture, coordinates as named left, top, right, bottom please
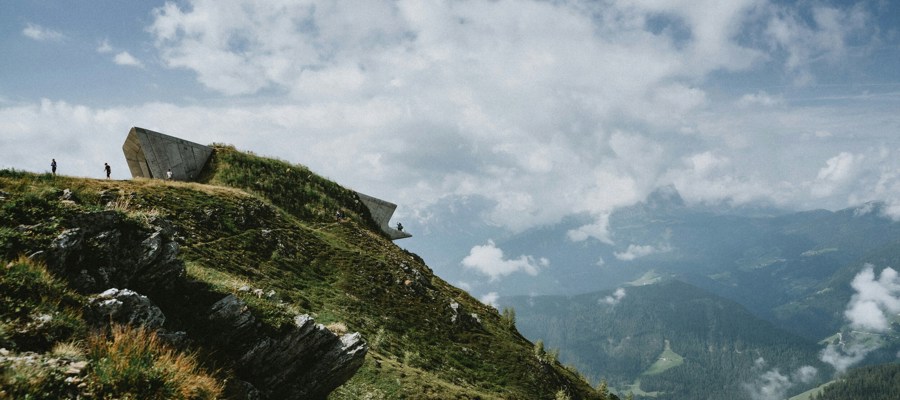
left=2, top=0, right=900, bottom=292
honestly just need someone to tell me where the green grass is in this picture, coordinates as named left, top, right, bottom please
left=0, top=257, right=85, bottom=352
left=0, top=257, right=221, bottom=400
left=788, top=380, right=833, bottom=400
left=642, top=340, right=684, bottom=376
left=626, top=270, right=664, bottom=286
left=1, top=158, right=604, bottom=399
left=614, top=379, right=659, bottom=399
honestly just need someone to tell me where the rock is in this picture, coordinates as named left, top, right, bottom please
left=65, top=360, right=88, bottom=375
left=60, top=189, right=75, bottom=201
left=224, top=379, right=262, bottom=400
left=206, top=295, right=368, bottom=400
left=86, top=288, right=165, bottom=329
left=45, top=211, right=184, bottom=294
left=37, top=209, right=365, bottom=399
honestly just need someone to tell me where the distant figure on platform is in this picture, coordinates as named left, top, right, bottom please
left=104, top=163, right=111, bottom=179
left=397, top=222, right=404, bottom=232
left=166, top=169, right=173, bottom=180
left=50, top=159, right=57, bottom=175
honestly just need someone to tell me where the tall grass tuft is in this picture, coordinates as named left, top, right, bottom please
left=86, top=325, right=222, bottom=400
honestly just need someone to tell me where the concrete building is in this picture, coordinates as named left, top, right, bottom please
left=121, top=127, right=410, bottom=240
left=122, top=127, right=212, bottom=181
left=356, top=192, right=412, bottom=240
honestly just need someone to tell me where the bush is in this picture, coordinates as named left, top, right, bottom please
left=86, top=325, right=222, bottom=400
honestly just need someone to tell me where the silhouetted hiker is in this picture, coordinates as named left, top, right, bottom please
left=397, top=222, right=404, bottom=232
left=104, top=163, right=111, bottom=179
left=50, top=159, right=57, bottom=175
left=166, top=169, right=173, bottom=180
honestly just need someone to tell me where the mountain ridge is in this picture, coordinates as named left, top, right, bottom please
left=0, top=145, right=604, bottom=399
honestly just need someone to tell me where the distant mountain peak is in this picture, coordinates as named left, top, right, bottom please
left=852, top=201, right=886, bottom=217
left=644, top=185, right=685, bottom=209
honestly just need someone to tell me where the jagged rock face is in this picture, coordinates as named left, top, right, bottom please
left=207, top=295, right=368, bottom=400
left=44, top=211, right=184, bottom=294
left=38, top=209, right=367, bottom=399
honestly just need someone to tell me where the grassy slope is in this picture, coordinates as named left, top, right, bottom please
left=0, top=147, right=600, bottom=399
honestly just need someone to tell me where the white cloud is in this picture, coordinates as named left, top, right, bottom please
left=1, top=0, right=899, bottom=255
left=461, top=240, right=547, bottom=281
left=737, top=91, right=784, bottom=108
left=97, top=39, right=114, bottom=53
left=614, top=243, right=672, bottom=261
left=480, top=292, right=499, bottom=308
left=819, top=265, right=900, bottom=373
left=22, top=23, right=64, bottom=42
left=844, top=265, right=900, bottom=332
left=744, top=363, right=818, bottom=400
left=113, top=51, right=144, bottom=68
left=567, top=213, right=613, bottom=244
left=601, top=288, right=626, bottom=305
left=820, top=341, right=874, bottom=374
left=764, top=3, right=872, bottom=84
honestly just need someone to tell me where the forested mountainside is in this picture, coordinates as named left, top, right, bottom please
left=0, top=145, right=603, bottom=399
left=811, top=363, right=900, bottom=400
left=502, top=280, right=827, bottom=400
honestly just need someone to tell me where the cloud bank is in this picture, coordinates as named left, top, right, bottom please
left=2, top=0, right=899, bottom=252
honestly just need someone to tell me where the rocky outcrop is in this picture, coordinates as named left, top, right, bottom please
left=38, top=208, right=367, bottom=399
left=207, top=295, right=367, bottom=400
left=44, top=210, right=184, bottom=294
left=85, top=288, right=166, bottom=330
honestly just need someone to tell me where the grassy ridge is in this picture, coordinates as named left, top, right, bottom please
left=0, top=147, right=603, bottom=399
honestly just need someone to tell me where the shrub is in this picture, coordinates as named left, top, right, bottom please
left=86, top=325, right=222, bottom=400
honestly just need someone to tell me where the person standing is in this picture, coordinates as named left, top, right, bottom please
left=104, top=163, right=111, bottom=179
left=51, top=159, right=57, bottom=175
left=166, top=169, right=173, bottom=180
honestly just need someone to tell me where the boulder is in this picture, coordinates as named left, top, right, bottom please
left=44, top=211, right=184, bottom=294
left=207, top=295, right=368, bottom=400
left=85, top=288, right=165, bottom=330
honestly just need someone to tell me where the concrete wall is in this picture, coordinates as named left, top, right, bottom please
left=122, top=127, right=212, bottom=181
left=356, top=192, right=412, bottom=240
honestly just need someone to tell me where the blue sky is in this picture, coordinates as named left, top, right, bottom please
left=2, top=0, right=900, bottom=292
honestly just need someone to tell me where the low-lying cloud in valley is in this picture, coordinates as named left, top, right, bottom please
left=819, top=264, right=900, bottom=373
left=744, top=359, right=817, bottom=400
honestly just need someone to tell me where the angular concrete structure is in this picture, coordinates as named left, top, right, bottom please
left=356, top=192, right=412, bottom=240
left=122, top=127, right=212, bottom=181
left=121, top=127, right=409, bottom=239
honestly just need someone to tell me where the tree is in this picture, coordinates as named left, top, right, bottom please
left=501, top=307, right=516, bottom=330
left=597, top=379, right=609, bottom=400
left=534, top=339, right=545, bottom=359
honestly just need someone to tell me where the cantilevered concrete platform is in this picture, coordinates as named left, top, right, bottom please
left=356, top=192, right=412, bottom=240
left=122, top=127, right=212, bottom=181
left=121, top=127, right=410, bottom=240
